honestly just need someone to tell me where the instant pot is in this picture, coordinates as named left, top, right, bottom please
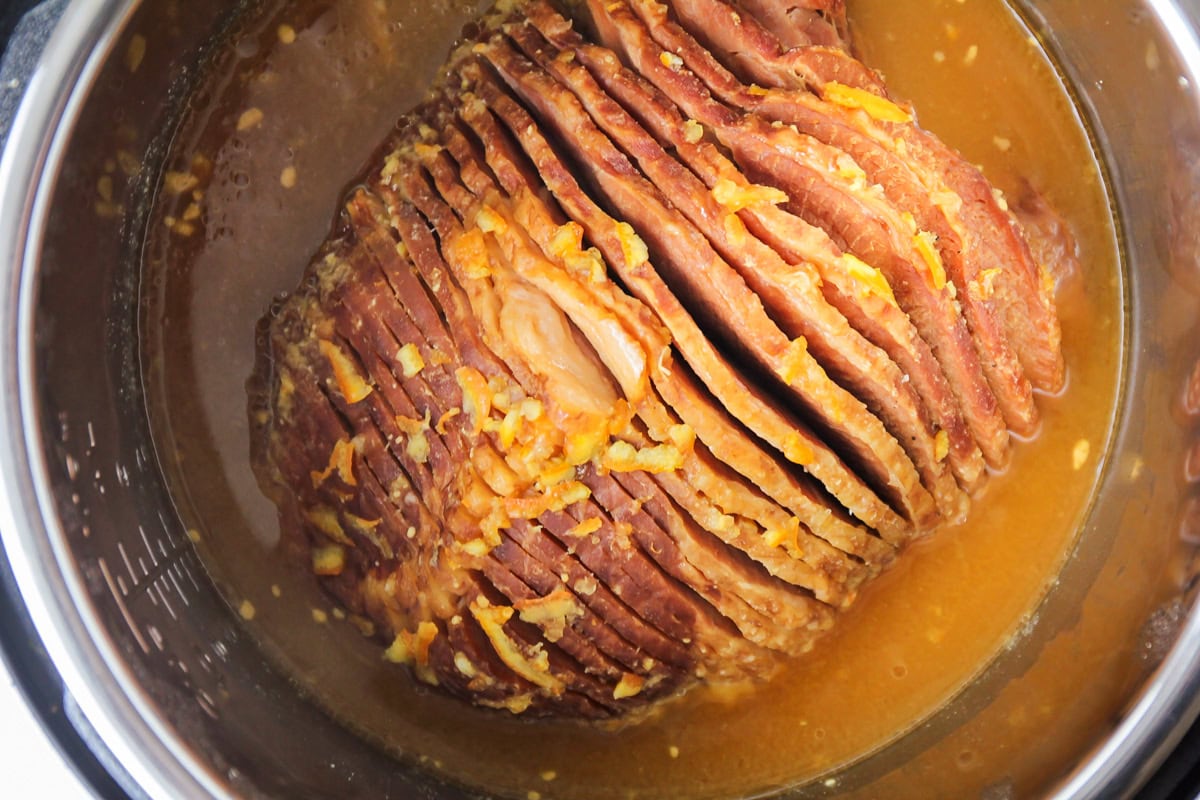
left=5, top=0, right=1200, bottom=798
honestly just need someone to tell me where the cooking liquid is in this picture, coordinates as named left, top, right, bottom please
left=141, top=1, right=1131, bottom=797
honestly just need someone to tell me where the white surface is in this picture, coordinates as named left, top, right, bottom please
left=0, top=660, right=94, bottom=798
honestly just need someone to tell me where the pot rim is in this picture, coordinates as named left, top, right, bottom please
left=0, top=0, right=229, bottom=797
left=1, top=1, right=1200, bottom=798
left=1044, top=1, right=1200, bottom=795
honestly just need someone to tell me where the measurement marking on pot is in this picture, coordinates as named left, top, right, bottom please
left=197, top=690, right=218, bottom=719
left=168, top=567, right=190, bottom=607
left=115, top=533, right=197, bottom=603
left=146, top=624, right=165, bottom=651
left=180, top=557, right=202, bottom=593
left=157, top=510, right=174, bottom=540
left=139, top=524, right=159, bottom=567
left=153, top=577, right=178, bottom=620
left=97, top=557, right=151, bottom=654
left=117, top=541, right=139, bottom=588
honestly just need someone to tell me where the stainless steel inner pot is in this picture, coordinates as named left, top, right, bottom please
left=3, top=1, right=1200, bottom=797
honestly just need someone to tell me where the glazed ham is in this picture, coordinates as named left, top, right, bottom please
left=249, top=0, right=1070, bottom=717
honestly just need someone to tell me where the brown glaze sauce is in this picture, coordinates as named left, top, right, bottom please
left=142, top=1, right=1137, bottom=797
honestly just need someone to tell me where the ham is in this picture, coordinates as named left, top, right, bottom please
left=249, top=0, right=1069, bottom=718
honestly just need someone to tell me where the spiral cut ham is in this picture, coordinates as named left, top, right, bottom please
left=248, top=0, right=1070, bottom=718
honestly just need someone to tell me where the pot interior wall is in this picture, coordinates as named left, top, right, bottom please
left=17, top=0, right=1200, bottom=798
left=23, top=1, right=476, bottom=797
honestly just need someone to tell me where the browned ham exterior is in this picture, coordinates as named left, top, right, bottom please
left=248, top=0, right=1072, bottom=718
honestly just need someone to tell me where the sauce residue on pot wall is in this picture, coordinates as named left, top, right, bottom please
left=141, top=0, right=1135, bottom=797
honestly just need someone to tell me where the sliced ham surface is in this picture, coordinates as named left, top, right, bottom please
left=249, top=0, right=1069, bottom=717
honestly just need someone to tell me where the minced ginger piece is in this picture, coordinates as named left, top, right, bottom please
left=564, top=418, right=610, bottom=466
left=385, top=621, right=440, bottom=686
left=549, top=221, right=584, bottom=258
left=615, top=221, right=649, bottom=268
left=482, top=405, right=527, bottom=450
left=503, top=480, right=590, bottom=520
left=834, top=153, right=868, bottom=185
left=934, top=430, right=950, bottom=462
left=776, top=337, right=810, bottom=386
left=782, top=431, right=816, bottom=466
left=659, top=51, right=684, bottom=70
left=712, top=178, right=789, bottom=212
left=303, top=506, right=355, bottom=546
left=394, top=411, right=432, bottom=464
left=450, top=228, right=493, bottom=279
left=1073, top=439, right=1090, bottom=470
left=969, top=267, right=1002, bottom=301
left=613, top=672, right=646, bottom=699
left=309, top=437, right=358, bottom=488
left=471, top=601, right=564, bottom=694
left=535, top=459, right=576, bottom=491
left=763, top=517, right=802, bottom=552
left=475, top=205, right=509, bottom=234
left=163, top=170, right=199, bottom=195
left=724, top=213, right=747, bottom=247
left=456, top=366, right=493, bottom=434
left=666, top=423, right=696, bottom=451
left=435, top=408, right=461, bottom=435
left=822, top=82, right=913, bottom=123
left=312, top=544, right=346, bottom=575
left=460, top=536, right=496, bottom=558
left=396, top=342, right=425, bottom=378
left=454, top=651, right=478, bottom=678
left=840, top=253, right=897, bottom=305
left=600, top=440, right=684, bottom=474
left=237, top=107, right=265, bottom=132
left=913, top=230, right=948, bottom=291
left=548, top=221, right=607, bottom=283
left=318, top=339, right=374, bottom=403
left=566, top=517, right=602, bottom=538
left=515, top=588, right=584, bottom=642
